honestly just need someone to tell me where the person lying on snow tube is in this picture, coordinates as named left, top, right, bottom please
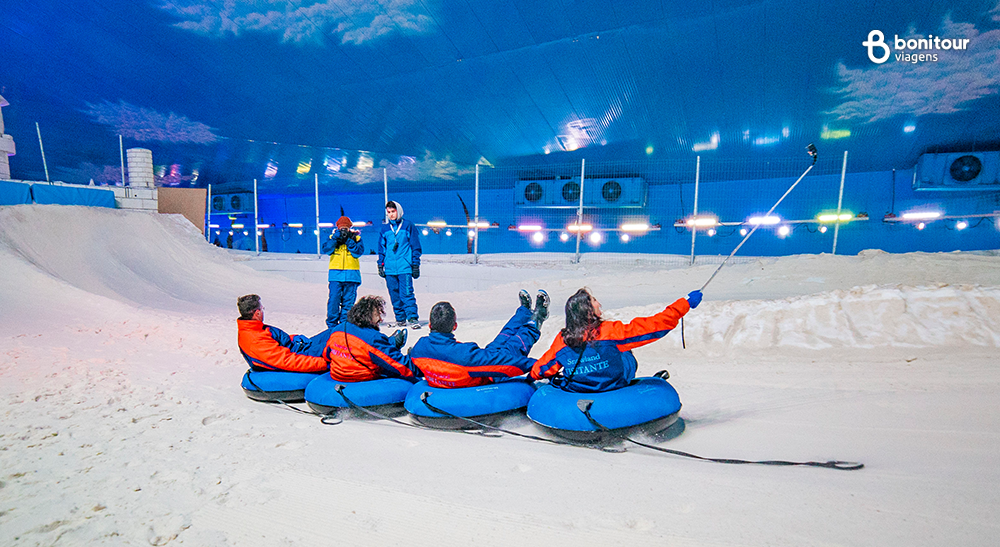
left=323, top=295, right=420, bottom=383
left=409, top=290, right=550, bottom=388
left=529, top=288, right=702, bottom=393
left=236, top=294, right=332, bottom=373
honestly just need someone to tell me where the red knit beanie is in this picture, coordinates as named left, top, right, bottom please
left=335, top=216, right=353, bottom=229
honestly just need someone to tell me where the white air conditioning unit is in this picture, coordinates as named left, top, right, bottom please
left=211, top=192, right=255, bottom=213
left=582, top=177, right=648, bottom=208
left=515, top=177, right=647, bottom=208
left=914, top=152, right=1000, bottom=191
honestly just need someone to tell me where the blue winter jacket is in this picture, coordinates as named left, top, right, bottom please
left=378, top=202, right=422, bottom=275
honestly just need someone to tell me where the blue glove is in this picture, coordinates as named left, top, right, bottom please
left=687, top=290, right=703, bottom=309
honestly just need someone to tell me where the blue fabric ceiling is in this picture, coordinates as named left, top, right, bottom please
left=2, top=1, right=998, bottom=191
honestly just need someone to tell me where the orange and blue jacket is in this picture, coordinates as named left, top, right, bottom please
left=530, top=297, right=690, bottom=392
left=237, top=319, right=328, bottom=373
left=410, top=331, right=536, bottom=388
left=323, top=322, right=420, bottom=382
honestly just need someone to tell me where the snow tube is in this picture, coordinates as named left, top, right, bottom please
left=241, top=370, right=325, bottom=402
left=404, top=379, right=537, bottom=429
left=304, top=374, right=414, bottom=414
left=527, top=377, right=681, bottom=442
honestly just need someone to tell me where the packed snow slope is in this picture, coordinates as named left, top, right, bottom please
left=1, top=205, right=999, bottom=546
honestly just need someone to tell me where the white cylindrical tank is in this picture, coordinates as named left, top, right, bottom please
left=126, top=147, right=154, bottom=187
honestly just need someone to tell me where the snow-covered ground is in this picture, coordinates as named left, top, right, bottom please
left=2, top=205, right=999, bottom=546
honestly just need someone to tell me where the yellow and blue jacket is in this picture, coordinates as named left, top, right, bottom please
left=322, top=232, right=364, bottom=283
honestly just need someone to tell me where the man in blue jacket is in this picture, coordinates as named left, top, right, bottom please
left=377, top=200, right=422, bottom=328
left=409, top=289, right=549, bottom=388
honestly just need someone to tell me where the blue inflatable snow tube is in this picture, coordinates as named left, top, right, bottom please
left=304, top=374, right=414, bottom=413
left=404, top=379, right=536, bottom=427
left=241, top=370, right=325, bottom=402
left=527, top=377, right=681, bottom=439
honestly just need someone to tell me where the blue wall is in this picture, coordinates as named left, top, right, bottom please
left=211, top=169, right=1000, bottom=256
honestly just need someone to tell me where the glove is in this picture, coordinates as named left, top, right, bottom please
left=411, top=264, right=420, bottom=279
left=377, top=263, right=385, bottom=278
left=391, top=328, right=407, bottom=350
left=686, top=290, right=703, bottom=309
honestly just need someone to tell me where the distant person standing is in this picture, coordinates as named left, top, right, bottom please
left=322, top=216, right=364, bottom=328
left=377, top=200, right=422, bottom=328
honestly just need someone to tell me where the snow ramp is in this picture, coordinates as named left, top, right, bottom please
left=0, top=205, right=325, bottom=314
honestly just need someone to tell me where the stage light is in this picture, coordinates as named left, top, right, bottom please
left=287, top=223, right=303, bottom=228
left=777, top=225, right=791, bottom=237
left=422, top=229, right=429, bottom=236
left=257, top=224, right=270, bottom=229
left=445, top=229, right=452, bottom=236
left=517, top=224, right=543, bottom=232
left=468, top=230, right=475, bottom=239
left=817, top=213, right=853, bottom=222
left=257, top=231, right=262, bottom=236
left=559, top=232, right=570, bottom=242
left=313, top=229, right=319, bottom=235
left=232, top=223, right=244, bottom=229
left=589, top=232, right=602, bottom=244
left=621, top=223, right=650, bottom=232
left=351, top=221, right=368, bottom=227
left=917, top=222, right=926, bottom=230
left=902, top=211, right=941, bottom=221
left=685, top=216, right=718, bottom=227
left=228, top=230, right=234, bottom=236
left=748, top=215, right=780, bottom=225
left=819, top=226, right=827, bottom=233
left=621, top=233, right=630, bottom=242
left=243, top=231, right=249, bottom=236
left=297, top=230, right=303, bottom=235
left=531, top=232, right=545, bottom=244
left=957, top=221, right=968, bottom=230
left=567, top=224, right=593, bottom=233
left=740, top=228, right=748, bottom=236
left=318, top=222, right=334, bottom=228
left=214, top=230, right=220, bottom=235
left=468, top=221, right=489, bottom=229
left=427, top=221, right=447, bottom=228
left=209, top=223, right=219, bottom=228
left=707, top=228, right=716, bottom=237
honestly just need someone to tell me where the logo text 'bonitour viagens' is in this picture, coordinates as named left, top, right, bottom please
left=863, top=30, right=970, bottom=64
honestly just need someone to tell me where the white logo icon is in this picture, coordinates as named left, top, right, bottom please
left=864, top=30, right=890, bottom=63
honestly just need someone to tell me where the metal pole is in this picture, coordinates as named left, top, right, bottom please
left=118, top=135, right=126, bottom=187
left=474, top=164, right=480, bottom=264
left=574, top=159, right=586, bottom=263
left=832, top=151, right=848, bottom=255
left=35, top=122, right=50, bottom=182
left=253, top=178, right=260, bottom=255
left=315, top=173, right=321, bottom=258
left=383, top=168, right=389, bottom=218
left=689, top=156, right=701, bottom=265
left=205, top=184, right=212, bottom=241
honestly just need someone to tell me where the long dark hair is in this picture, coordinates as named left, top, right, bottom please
left=561, top=288, right=602, bottom=348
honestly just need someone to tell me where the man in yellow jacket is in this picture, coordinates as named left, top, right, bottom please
left=322, top=216, right=364, bottom=328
